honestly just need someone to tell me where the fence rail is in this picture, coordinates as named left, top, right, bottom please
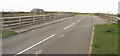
left=105, top=15, right=118, bottom=24
left=0, top=14, right=75, bottom=30
left=95, top=14, right=118, bottom=24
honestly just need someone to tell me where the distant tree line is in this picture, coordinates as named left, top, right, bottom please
left=2, top=12, right=30, bottom=14
left=1, top=11, right=77, bottom=17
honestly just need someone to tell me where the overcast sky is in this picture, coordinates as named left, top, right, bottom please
left=0, top=0, right=119, bottom=14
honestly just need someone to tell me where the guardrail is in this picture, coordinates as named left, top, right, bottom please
left=0, top=14, right=75, bottom=30
left=105, top=15, right=118, bottom=24
left=95, top=14, right=118, bottom=24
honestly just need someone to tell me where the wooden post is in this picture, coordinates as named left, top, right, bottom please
left=33, top=16, right=36, bottom=23
left=49, top=15, right=52, bottom=21
left=42, top=16, right=44, bottom=23
left=0, top=18, right=4, bottom=34
left=19, top=17, right=21, bottom=27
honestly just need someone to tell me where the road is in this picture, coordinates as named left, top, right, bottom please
left=2, top=15, right=108, bottom=55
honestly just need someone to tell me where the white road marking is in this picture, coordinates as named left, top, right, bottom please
left=61, top=35, right=64, bottom=37
left=77, top=16, right=86, bottom=22
left=57, top=35, right=64, bottom=39
left=77, top=19, right=82, bottom=22
left=64, top=23, right=75, bottom=29
left=89, top=26, right=95, bottom=54
left=35, top=50, right=42, bottom=55
left=15, top=34, right=55, bottom=56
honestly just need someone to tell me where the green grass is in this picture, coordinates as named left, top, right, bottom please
left=76, top=13, right=94, bottom=16
left=0, top=30, right=17, bottom=38
left=92, top=24, right=118, bottom=54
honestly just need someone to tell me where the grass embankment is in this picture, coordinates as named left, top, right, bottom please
left=92, top=24, right=118, bottom=55
left=0, top=30, right=16, bottom=38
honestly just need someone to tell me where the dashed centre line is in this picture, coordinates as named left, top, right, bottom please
left=77, top=19, right=82, bottom=22
left=15, top=34, right=55, bottom=56
left=64, top=23, right=75, bottom=29
left=15, top=16, right=86, bottom=56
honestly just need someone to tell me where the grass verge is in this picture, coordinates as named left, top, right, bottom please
left=0, top=30, right=17, bottom=38
left=91, top=24, right=118, bottom=54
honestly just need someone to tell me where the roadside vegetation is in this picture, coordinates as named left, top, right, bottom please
left=76, top=13, right=94, bottom=16
left=91, top=24, right=118, bottom=55
left=2, top=12, right=76, bottom=17
left=0, top=30, right=17, bottom=38
left=2, top=12, right=43, bottom=17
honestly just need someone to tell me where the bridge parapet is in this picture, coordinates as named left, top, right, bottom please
left=1, top=14, right=75, bottom=30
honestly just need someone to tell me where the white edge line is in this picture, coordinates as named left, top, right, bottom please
left=64, top=23, right=75, bottom=29
left=89, top=25, right=95, bottom=54
left=77, top=19, right=81, bottom=22
left=15, top=34, right=55, bottom=56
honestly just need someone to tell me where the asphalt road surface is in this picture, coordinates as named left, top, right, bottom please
left=2, top=15, right=108, bottom=55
